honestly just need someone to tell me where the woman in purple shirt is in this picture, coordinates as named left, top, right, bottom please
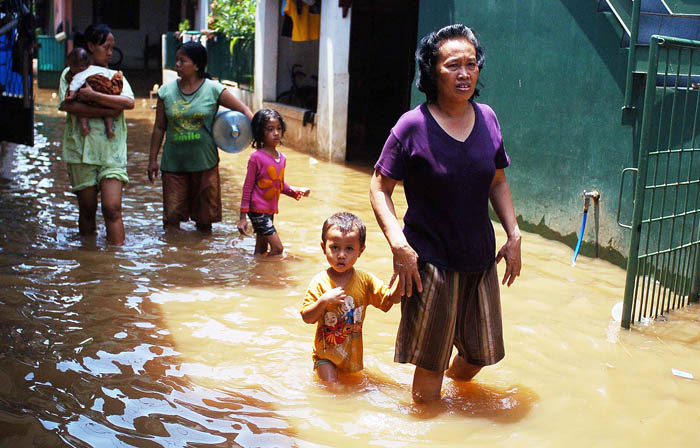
left=370, top=24, right=522, bottom=403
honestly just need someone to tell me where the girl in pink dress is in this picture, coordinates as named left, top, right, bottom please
left=237, top=109, right=310, bottom=255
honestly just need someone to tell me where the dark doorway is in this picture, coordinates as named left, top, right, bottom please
left=345, top=0, right=419, bottom=163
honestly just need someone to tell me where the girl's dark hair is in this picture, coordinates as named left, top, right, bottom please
left=416, top=24, right=485, bottom=102
left=251, top=108, right=286, bottom=149
left=74, top=24, right=112, bottom=53
left=322, top=212, right=366, bottom=247
left=177, top=41, right=210, bottom=79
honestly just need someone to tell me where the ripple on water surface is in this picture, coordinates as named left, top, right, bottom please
left=1, top=93, right=699, bottom=447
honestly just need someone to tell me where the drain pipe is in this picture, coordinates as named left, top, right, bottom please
left=571, top=190, right=601, bottom=266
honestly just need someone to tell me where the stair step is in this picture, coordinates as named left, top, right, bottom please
left=622, top=13, right=700, bottom=47
left=655, top=73, right=700, bottom=88
left=641, top=0, right=670, bottom=14
left=599, top=0, right=632, bottom=38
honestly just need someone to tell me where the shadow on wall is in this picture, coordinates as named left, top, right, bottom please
left=560, top=0, right=629, bottom=92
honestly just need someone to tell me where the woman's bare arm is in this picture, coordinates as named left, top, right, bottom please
left=75, top=83, right=134, bottom=110
left=369, top=170, right=422, bottom=297
left=60, top=100, right=121, bottom=118
left=489, top=169, right=522, bottom=286
left=147, top=98, right=167, bottom=183
left=218, top=88, right=253, bottom=120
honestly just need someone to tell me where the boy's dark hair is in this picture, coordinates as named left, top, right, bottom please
left=416, top=23, right=484, bottom=102
left=177, top=41, right=210, bottom=79
left=74, top=24, right=112, bottom=52
left=322, top=212, right=366, bottom=247
left=251, top=108, right=286, bottom=149
left=66, top=47, right=89, bottom=66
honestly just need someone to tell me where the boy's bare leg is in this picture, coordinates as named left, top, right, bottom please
left=75, top=186, right=98, bottom=235
left=104, top=116, right=115, bottom=139
left=316, top=363, right=338, bottom=382
left=100, top=178, right=125, bottom=245
left=412, top=366, right=445, bottom=403
left=264, top=233, right=284, bottom=256
left=79, top=116, right=91, bottom=136
left=445, top=355, right=482, bottom=381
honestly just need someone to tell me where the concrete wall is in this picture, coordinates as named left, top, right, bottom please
left=315, top=0, right=351, bottom=162
left=72, top=0, right=169, bottom=70
left=255, top=0, right=350, bottom=161
left=416, top=0, right=639, bottom=266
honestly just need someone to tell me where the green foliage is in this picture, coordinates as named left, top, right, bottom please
left=208, top=0, right=256, bottom=40
left=178, top=19, right=191, bottom=33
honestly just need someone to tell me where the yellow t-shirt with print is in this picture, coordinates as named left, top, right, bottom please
left=301, top=269, right=395, bottom=373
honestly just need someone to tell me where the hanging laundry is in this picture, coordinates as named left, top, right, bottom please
left=284, top=0, right=320, bottom=42
left=281, top=13, right=293, bottom=37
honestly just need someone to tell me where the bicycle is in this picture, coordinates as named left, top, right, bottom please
left=276, top=64, right=317, bottom=111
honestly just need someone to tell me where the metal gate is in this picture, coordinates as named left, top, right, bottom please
left=620, top=35, right=700, bottom=329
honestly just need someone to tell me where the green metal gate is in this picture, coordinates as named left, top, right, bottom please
left=620, top=35, right=700, bottom=329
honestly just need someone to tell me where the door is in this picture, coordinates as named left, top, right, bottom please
left=345, top=0, right=419, bottom=163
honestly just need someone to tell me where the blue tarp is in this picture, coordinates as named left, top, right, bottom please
left=0, top=27, right=23, bottom=97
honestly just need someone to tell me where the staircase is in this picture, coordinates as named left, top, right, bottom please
left=598, top=0, right=700, bottom=123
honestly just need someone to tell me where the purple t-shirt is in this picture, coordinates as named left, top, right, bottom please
left=374, top=102, right=510, bottom=272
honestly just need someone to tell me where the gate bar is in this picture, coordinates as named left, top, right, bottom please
left=622, top=36, right=661, bottom=328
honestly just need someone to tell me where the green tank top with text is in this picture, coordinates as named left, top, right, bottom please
left=158, top=78, right=226, bottom=172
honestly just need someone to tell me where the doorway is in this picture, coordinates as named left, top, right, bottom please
left=345, top=0, right=419, bottom=163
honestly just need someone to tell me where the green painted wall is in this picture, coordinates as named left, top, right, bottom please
left=413, top=1, right=642, bottom=266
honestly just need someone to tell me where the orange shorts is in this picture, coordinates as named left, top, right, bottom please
left=161, top=165, right=222, bottom=226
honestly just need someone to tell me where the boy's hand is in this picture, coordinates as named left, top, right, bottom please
left=321, top=287, right=346, bottom=308
left=387, top=276, right=403, bottom=303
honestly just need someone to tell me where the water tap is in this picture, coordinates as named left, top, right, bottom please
left=581, top=190, right=600, bottom=213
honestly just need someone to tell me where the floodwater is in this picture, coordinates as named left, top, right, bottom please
left=1, top=86, right=699, bottom=448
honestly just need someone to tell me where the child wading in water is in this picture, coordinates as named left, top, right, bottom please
left=64, top=47, right=123, bottom=138
left=237, top=108, right=310, bottom=255
left=301, top=213, right=401, bottom=382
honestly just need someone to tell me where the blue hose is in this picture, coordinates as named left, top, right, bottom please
left=571, top=211, right=588, bottom=266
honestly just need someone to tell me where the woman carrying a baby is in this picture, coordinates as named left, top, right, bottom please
left=59, top=24, right=134, bottom=245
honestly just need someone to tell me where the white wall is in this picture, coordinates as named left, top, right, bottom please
left=316, top=1, right=351, bottom=162
left=254, top=0, right=279, bottom=109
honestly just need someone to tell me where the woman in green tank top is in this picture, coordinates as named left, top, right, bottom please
left=147, top=42, right=253, bottom=232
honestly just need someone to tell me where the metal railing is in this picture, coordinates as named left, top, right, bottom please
left=620, top=35, right=700, bottom=328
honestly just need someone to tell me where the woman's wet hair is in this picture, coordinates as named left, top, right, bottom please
left=74, top=24, right=112, bottom=53
left=416, top=24, right=485, bottom=102
left=177, top=41, right=210, bottom=79
left=321, top=212, right=366, bottom=247
left=251, top=108, right=286, bottom=149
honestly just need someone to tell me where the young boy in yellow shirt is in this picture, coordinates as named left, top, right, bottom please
left=301, top=212, right=401, bottom=382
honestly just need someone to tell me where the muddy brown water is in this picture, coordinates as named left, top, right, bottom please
left=0, top=87, right=699, bottom=447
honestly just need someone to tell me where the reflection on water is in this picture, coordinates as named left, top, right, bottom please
left=0, top=87, right=699, bottom=447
